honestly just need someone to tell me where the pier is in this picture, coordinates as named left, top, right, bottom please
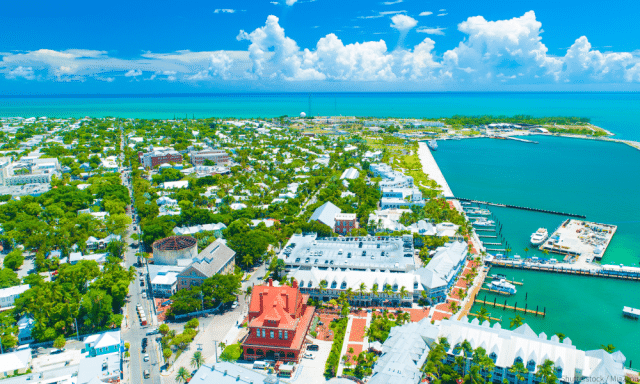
left=489, top=135, right=539, bottom=144
left=480, top=287, right=512, bottom=296
left=448, top=197, right=587, bottom=218
left=475, top=297, right=546, bottom=316
left=489, top=261, right=640, bottom=281
left=540, top=219, right=617, bottom=262
left=469, top=313, right=501, bottom=322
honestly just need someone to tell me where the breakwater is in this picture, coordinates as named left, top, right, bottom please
left=449, top=197, right=586, bottom=218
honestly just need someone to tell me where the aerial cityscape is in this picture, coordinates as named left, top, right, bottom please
left=1, top=1, right=639, bottom=384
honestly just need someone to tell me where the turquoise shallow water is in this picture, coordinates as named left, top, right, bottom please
left=433, top=136, right=640, bottom=367
left=1, top=92, right=640, bottom=140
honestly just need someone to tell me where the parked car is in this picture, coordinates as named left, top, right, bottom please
left=307, top=344, right=319, bottom=351
left=143, top=369, right=150, bottom=378
left=143, top=354, right=150, bottom=362
left=231, top=301, right=238, bottom=309
left=302, top=353, right=315, bottom=359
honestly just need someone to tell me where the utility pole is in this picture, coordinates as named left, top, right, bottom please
left=75, top=318, right=80, bottom=341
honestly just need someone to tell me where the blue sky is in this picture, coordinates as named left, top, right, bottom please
left=2, top=0, right=640, bottom=93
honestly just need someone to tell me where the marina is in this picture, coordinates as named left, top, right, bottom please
left=474, top=297, right=546, bottom=316
left=539, top=219, right=617, bottom=263
left=489, top=260, right=640, bottom=280
left=450, top=197, right=587, bottom=218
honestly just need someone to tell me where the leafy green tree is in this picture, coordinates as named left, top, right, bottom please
left=53, top=335, right=66, bottom=349
left=510, top=315, right=524, bottom=329
left=3, top=248, right=24, bottom=270
left=159, top=324, right=170, bottom=336
left=0, top=268, right=20, bottom=288
left=600, top=344, right=616, bottom=353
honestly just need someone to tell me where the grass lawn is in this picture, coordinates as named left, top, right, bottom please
left=220, top=343, right=243, bottom=362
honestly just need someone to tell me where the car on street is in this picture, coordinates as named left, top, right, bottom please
left=231, top=301, right=238, bottom=309
left=143, top=369, right=150, bottom=378
left=143, top=354, right=150, bottom=362
left=146, top=328, right=159, bottom=335
left=307, top=344, right=319, bottom=351
left=302, top=353, right=314, bottom=359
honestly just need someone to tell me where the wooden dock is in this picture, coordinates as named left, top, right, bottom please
left=480, top=287, right=511, bottom=296
left=469, top=312, right=501, bottom=322
left=448, top=197, right=586, bottom=219
left=475, top=298, right=546, bottom=316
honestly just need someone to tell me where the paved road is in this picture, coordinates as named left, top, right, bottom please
left=119, top=136, right=162, bottom=384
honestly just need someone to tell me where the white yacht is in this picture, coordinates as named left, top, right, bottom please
left=428, top=139, right=438, bottom=151
left=490, top=278, right=517, bottom=294
left=530, top=228, right=549, bottom=246
left=473, top=217, right=495, bottom=227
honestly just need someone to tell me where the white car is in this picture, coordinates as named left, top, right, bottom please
left=143, top=354, right=150, bottom=362
left=231, top=301, right=238, bottom=309
left=142, top=292, right=147, bottom=299
left=302, top=353, right=314, bottom=359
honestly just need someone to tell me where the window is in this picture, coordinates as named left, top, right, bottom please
left=527, top=360, right=536, bottom=371
left=279, top=330, right=282, bottom=339
left=514, top=357, right=523, bottom=365
left=490, top=352, right=497, bottom=363
left=262, top=329, right=266, bottom=337
left=555, top=367, right=563, bottom=378
left=270, top=330, right=274, bottom=338
left=255, top=329, right=260, bottom=337
left=284, top=331, right=288, bottom=339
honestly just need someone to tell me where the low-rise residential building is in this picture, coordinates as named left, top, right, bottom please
left=17, top=315, right=35, bottom=345
left=173, top=223, right=227, bottom=237
left=0, top=284, right=30, bottom=309
left=242, top=279, right=315, bottom=362
left=0, top=348, right=31, bottom=377
left=340, top=167, right=360, bottom=180
left=138, top=148, right=183, bottom=168
left=83, top=331, right=122, bottom=357
left=190, top=149, right=230, bottom=166
left=76, top=352, right=121, bottom=384
left=370, top=163, right=414, bottom=189
left=380, top=187, right=426, bottom=209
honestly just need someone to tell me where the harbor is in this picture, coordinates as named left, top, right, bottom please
left=539, top=219, right=617, bottom=263
left=431, top=135, right=640, bottom=366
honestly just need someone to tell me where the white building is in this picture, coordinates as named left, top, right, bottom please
left=0, top=157, right=61, bottom=186
left=340, top=167, right=360, bottom=180
left=0, top=284, right=30, bottom=309
left=370, top=317, right=629, bottom=384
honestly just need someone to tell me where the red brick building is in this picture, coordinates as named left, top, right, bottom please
left=242, top=279, right=315, bottom=362
left=334, top=213, right=358, bottom=235
left=138, top=149, right=183, bottom=169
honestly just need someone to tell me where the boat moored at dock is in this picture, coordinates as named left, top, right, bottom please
left=490, top=278, right=517, bottom=294
left=428, top=139, right=438, bottom=151
left=530, top=228, right=549, bottom=246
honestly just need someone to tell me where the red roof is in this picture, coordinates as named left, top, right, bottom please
left=248, top=280, right=306, bottom=329
left=244, top=279, right=315, bottom=352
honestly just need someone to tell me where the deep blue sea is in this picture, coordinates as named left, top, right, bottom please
left=1, top=92, right=640, bottom=140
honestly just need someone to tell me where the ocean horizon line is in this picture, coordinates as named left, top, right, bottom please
left=1, top=91, right=640, bottom=99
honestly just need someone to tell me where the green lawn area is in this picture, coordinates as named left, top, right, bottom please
left=220, top=343, right=243, bottom=362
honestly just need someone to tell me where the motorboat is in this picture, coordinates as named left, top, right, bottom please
left=530, top=228, right=549, bottom=246
left=473, top=217, right=495, bottom=227
left=428, top=139, right=438, bottom=151
left=490, top=278, right=517, bottom=294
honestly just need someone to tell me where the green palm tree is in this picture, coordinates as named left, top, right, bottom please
left=461, top=340, right=473, bottom=358
left=555, top=333, right=566, bottom=342
left=535, top=359, right=557, bottom=384
left=176, top=366, right=191, bottom=383
left=600, top=344, right=616, bottom=353
left=358, top=282, right=367, bottom=297
left=371, top=283, right=379, bottom=296
left=191, top=351, right=205, bottom=370
left=399, top=286, right=409, bottom=299
left=509, top=315, right=524, bottom=329
left=319, top=279, right=328, bottom=292
left=509, top=361, right=529, bottom=384
left=476, top=307, right=491, bottom=323
left=524, top=247, right=529, bottom=257
left=455, top=355, right=467, bottom=375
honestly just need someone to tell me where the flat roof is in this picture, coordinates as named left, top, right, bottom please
left=279, top=233, right=415, bottom=272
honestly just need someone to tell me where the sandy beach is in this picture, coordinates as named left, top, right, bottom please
left=417, top=142, right=453, bottom=197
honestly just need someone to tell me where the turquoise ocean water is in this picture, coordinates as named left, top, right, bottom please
left=1, top=92, right=640, bottom=140
left=2, top=93, right=639, bottom=364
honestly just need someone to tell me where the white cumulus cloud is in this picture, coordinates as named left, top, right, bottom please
left=285, top=0, right=298, bottom=5
left=6, top=66, right=35, bottom=80
left=419, top=11, right=433, bottom=16
left=390, top=14, right=418, bottom=31
left=214, top=9, right=235, bottom=13
left=125, top=69, right=142, bottom=77
left=383, top=0, right=403, bottom=4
